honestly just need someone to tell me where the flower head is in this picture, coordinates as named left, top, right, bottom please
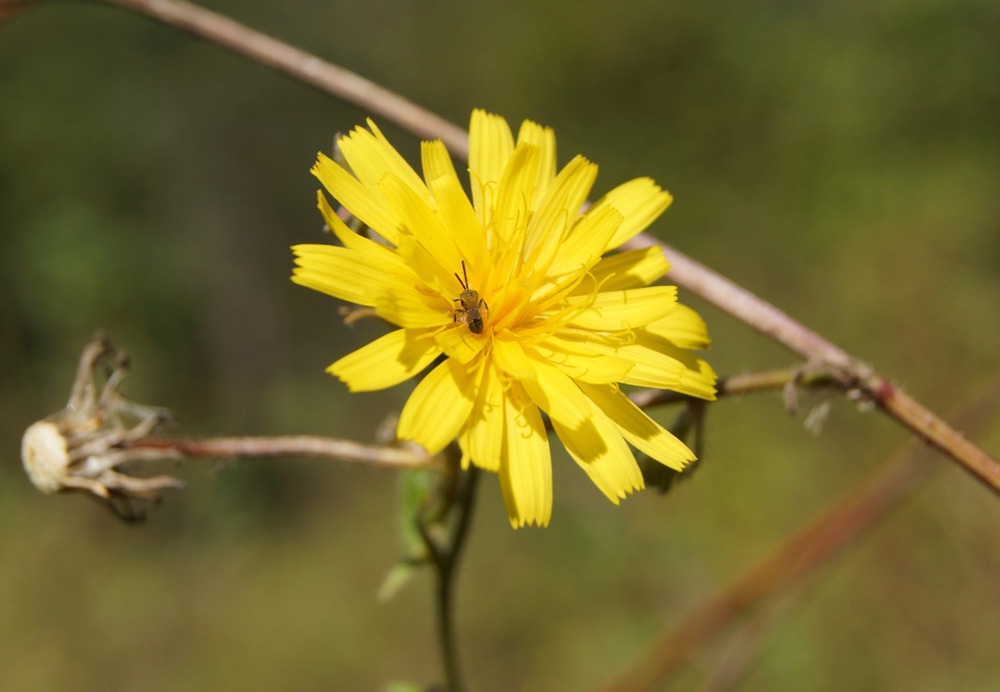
left=292, top=110, right=715, bottom=527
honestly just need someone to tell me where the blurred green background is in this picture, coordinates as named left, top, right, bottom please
left=2, top=0, right=998, bottom=689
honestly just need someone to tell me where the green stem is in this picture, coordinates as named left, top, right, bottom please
left=421, top=463, right=481, bottom=691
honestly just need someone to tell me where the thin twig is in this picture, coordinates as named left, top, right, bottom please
left=599, top=376, right=1000, bottom=692
left=12, top=0, right=1000, bottom=494
left=132, top=435, right=436, bottom=469
left=867, top=381, right=1000, bottom=496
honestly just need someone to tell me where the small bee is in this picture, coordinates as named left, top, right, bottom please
left=453, top=261, right=488, bottom=334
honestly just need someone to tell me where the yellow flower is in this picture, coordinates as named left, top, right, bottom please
left=292, top=110, right=716, bottom=527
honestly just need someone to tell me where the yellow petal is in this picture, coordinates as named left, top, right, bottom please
left=672, top=353, right=718, bottom=401
left=338, top=120, right=433, bottom=210
left=435, top=322, right=489, bottom=364
left=498, top=384, right=552, bottom=528
left=522, top=155, right=598, bottom=275
left=551, top=398, right=644, bottom=503
left=394, top=234, right=452, bottom=296
left=469, top=109, right=514, bottom=225
left=398, top=358, right=475, bottom=454
left=316, top=191, right=399, bottom=261
left=493, top=339, right=592, bottom=428
left=533, top=335, right=634, bottom=384
left=311, top=153, right=400, bottom=244
left=644, top=303, right=712, bottom=350
left=375, top=288, right=451, bottom=329
left=627, top=332, right=717, bottom=399
left=490, top=336, right=535, bottom=378
left=568, top=332, right=689, bottom=389
left=578, top=382, right=694, bottom=470
left=422, top=140, right=488, bottom=263
left=291, top=244, right=414, bottom=308
left=545, top=206, right=622, bottom=282
left=458, top=362, right=503, bottom=471
left=564, top=286, right=678, bottom=331
left=421, top=139, right=459, bottom=185
left=617, top=350, right=687, bottom=388
left=492, top=143, right=541, bottom=248
left=572, top=246, right=671, bottom=294
left=515, top=118, right=557, bottom=210
left=379, top=173, right=462, bottom=279
left=429, top=177, right=487, bottom=267
left=590, top=177, right=673, bottom=251
left=327, top=329, right=441, bottom=392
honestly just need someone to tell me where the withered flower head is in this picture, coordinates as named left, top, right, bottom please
left=21, top=335, right=183, bottom=521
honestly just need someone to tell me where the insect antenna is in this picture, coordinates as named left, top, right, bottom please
left=454, top=260, right=470, bottom=290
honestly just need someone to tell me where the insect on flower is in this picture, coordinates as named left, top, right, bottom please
left=453, top=261, right=488, bottom=334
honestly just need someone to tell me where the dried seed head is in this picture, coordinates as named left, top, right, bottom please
left=20, top=334, right=184, bottom=520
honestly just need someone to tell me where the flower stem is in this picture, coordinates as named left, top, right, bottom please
left=133, top=435, right=435, bottom=469
left=419, top=461, right=481, bottom=691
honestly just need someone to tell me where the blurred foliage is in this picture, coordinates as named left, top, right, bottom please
left=1, top=0, right=998, bottom=690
